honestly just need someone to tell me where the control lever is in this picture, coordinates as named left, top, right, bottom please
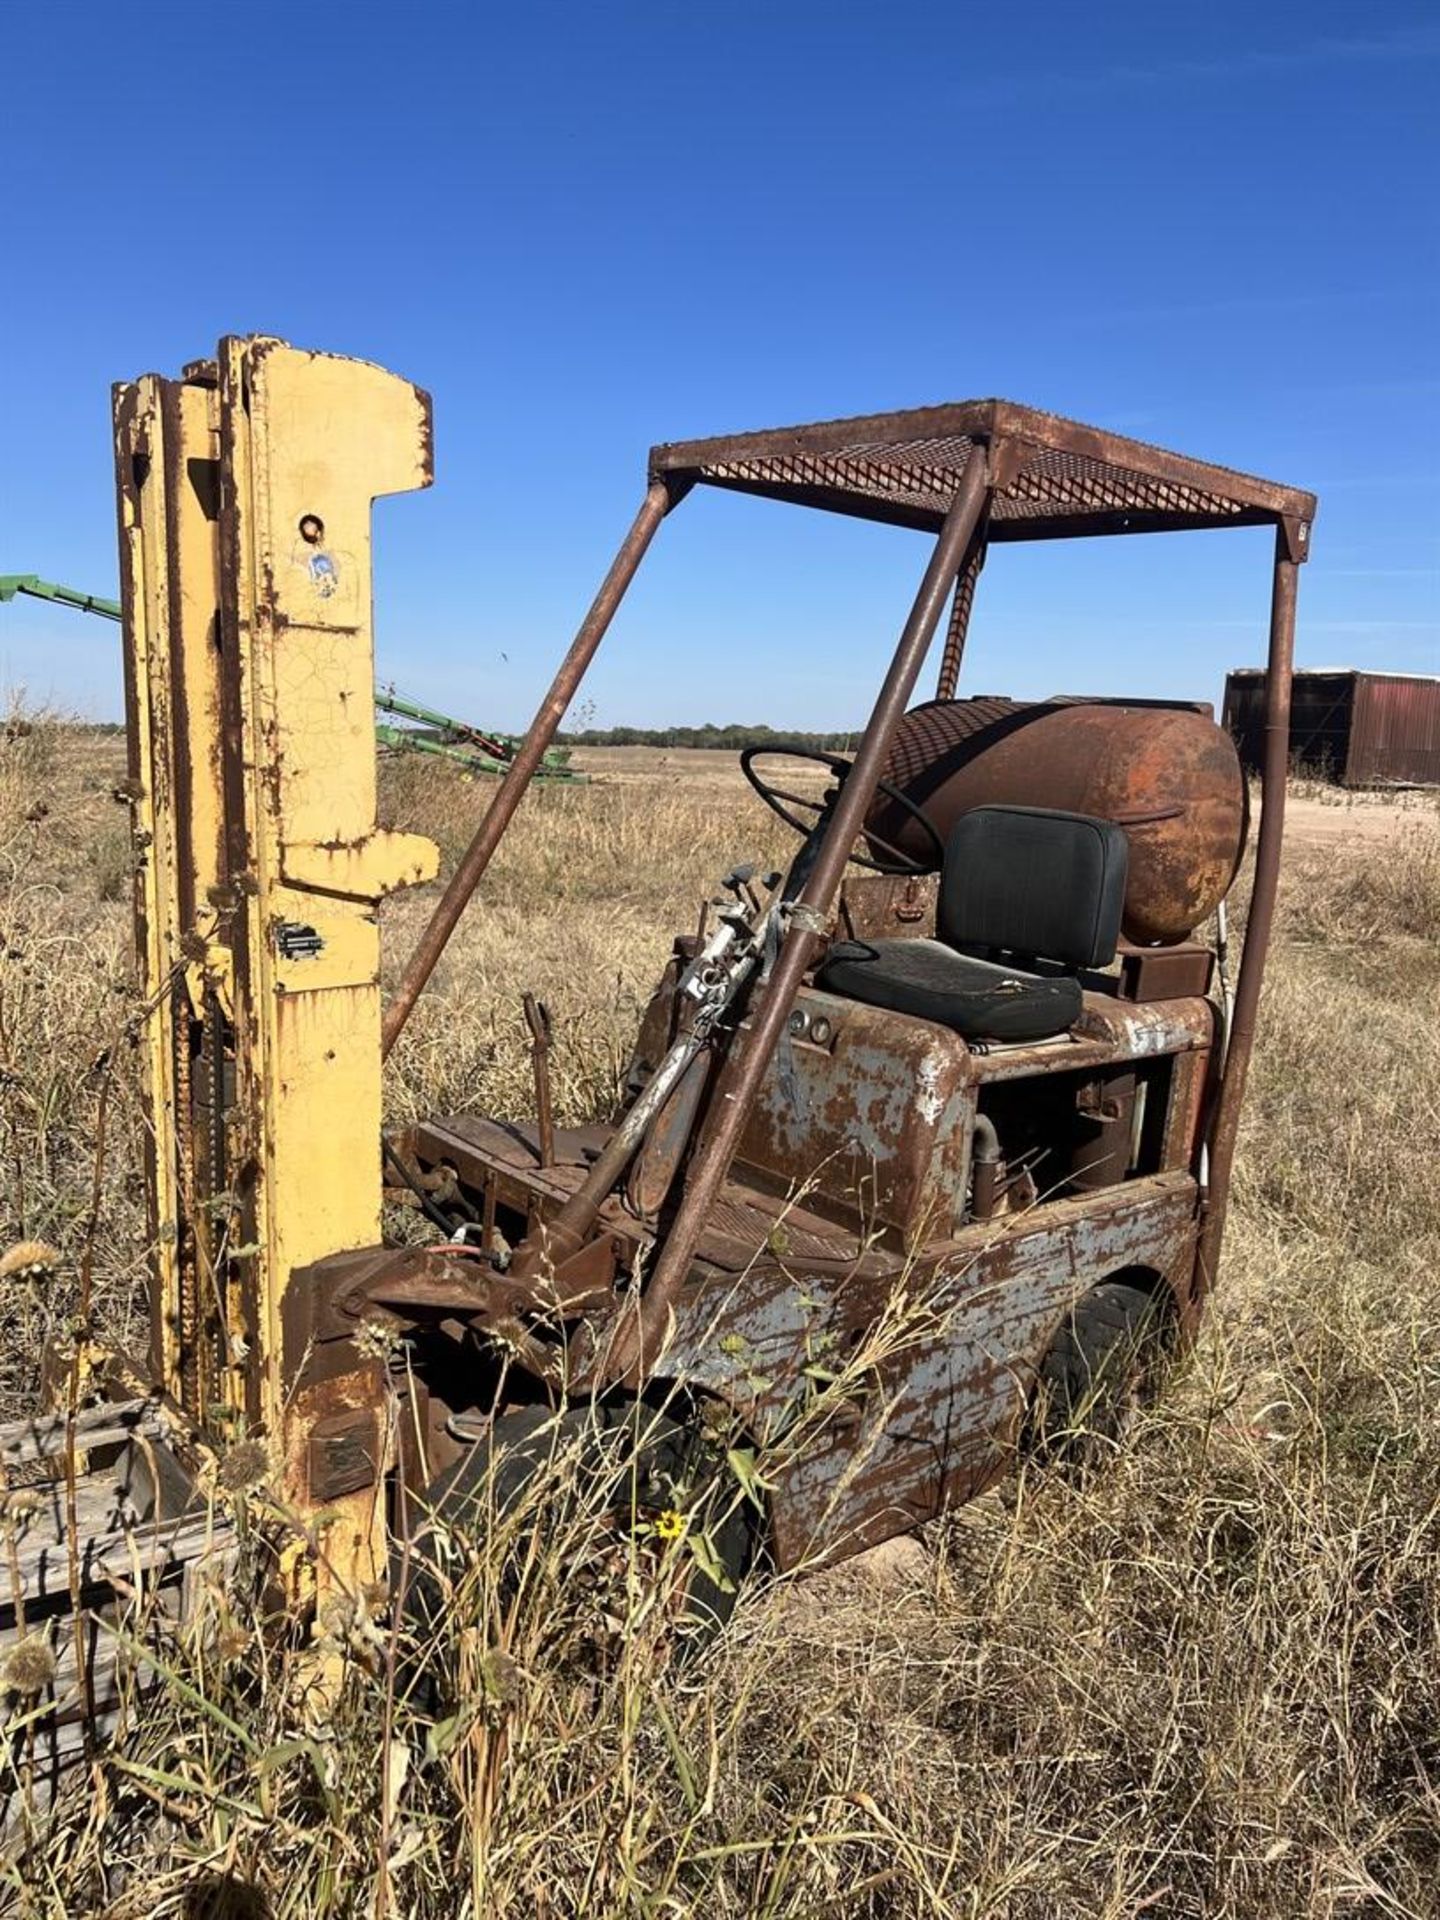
left=721, top=863, right=762, bottom=918
left=720, top=863, right=782, bottom=919
left=509, top=858, right=781, bottom=1285
left=522, top=992, right=555, bottom=1166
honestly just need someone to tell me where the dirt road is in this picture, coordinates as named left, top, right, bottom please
left=1281, top=788, right=1438, bottom=850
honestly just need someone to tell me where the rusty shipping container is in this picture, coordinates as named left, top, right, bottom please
left=1223, top=667, right=1440, bottom=787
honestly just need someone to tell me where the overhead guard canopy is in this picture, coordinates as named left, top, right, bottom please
left=650, top=399, right=1316, bottom=550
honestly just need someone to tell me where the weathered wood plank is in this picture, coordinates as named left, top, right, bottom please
left=0, top=1410, right=234, bottom=1835
left=0, top=1399, right=171, bottom=1469
left=2, top=1512, right=230, bottom=1613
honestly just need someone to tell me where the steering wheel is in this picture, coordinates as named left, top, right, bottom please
left=740, top=747, right=946, bottom=877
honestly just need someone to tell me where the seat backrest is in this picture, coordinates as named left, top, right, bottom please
left=938, top=805, right=1128, bottom=969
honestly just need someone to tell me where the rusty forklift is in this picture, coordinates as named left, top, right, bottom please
left=1, top=340, right=1313, bottom=1778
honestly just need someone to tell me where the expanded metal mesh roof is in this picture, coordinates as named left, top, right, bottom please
left=650, top=400, right=1316, bottom=545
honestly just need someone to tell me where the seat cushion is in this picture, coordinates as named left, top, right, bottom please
left=816, top=938, right=1082, bottom=1043
left=940, top=806, right=1129, bottom=969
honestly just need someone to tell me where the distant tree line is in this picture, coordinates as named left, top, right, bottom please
left=62, top=719, right=860, bottom=752
left=557, top=722, right=858, bottom=751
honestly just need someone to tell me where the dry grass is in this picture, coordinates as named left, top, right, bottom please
left=2, top=725, right=1439, bottom=1916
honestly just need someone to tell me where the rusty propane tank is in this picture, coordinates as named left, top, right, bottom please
left=868, top=698, right=1247, bottom=945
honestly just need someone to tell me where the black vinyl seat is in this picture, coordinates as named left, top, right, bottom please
left=818, top=805, right=1129, bottom=1044
left=818, top=939, right=1084, bottom=1043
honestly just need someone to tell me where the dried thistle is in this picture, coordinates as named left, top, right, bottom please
left=0, top=1488, right=43, bottom=1534
left=216, top=1438, right=271, bottom=1496
left=215, top=1623, right=252, bottom=1663
left=479, top=1647, right=520, bottom=1706
left=316, top=1594, right=356, bottom=1645
left=352, top=1315, right=404, bottom=1362
left=1, top=1636, right=56, bottom=1697
left=0, top=1241, right=59, bottom=1283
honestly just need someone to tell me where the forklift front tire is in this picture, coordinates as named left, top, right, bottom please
left=1029, top=1278, right=1169, bottom=1463
left=401, top=1402, right=756, bottom=1692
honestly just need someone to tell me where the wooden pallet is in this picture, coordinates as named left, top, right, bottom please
left=0, top=1398, right=234, bottom=1831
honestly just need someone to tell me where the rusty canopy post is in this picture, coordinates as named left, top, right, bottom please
left=935, top=515, right=988, bottom=701
left=603, top=450, right=993, bottom=1381
left=1195, top=522, right=1301, bottom=1291
left=381, top=480, right=675, bottom=1055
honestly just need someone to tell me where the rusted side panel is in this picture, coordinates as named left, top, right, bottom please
left=661, top=1172, right=1198, bottom=1569
left=734, top=988, right=975, bottom=1243
left=970, top=993, right=1213, bottom=1086
left=1226, top=668, right=1351, bottom=781
left=732, top=988, right=1209, bottom=1240
left=1225, top=669, right=1439, bottom=788
left=1348, top=673, right=1440, bottom=786
left=1161, top=1046, right=1210, bottom=1178
left=1068, top=992, right=1214, bottom=1061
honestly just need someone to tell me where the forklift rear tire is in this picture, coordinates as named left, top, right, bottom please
left=1029, top=1279, right=1168, bottom=1463
left=402, top=1401, right=755, bottom=1687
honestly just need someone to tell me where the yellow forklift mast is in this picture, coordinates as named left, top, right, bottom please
left=114, top=337, right=438, bottom=1594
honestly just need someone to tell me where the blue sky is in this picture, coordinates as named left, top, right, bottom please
left=2, top=1, right=1436, bottom=729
